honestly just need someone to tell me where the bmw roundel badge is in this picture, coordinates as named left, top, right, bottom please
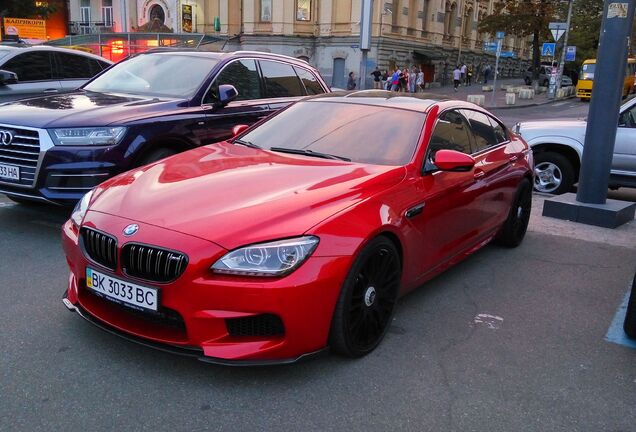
left=123, top=224, right=139, bottom=236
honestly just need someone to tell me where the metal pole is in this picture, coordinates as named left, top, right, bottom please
left=576, top=0, right=635, bottom=204
left=491, top=39, right=501, bottom=106
left=359, top=0, right=374, bottom=90
left=555, top=0, right=574, bottom=89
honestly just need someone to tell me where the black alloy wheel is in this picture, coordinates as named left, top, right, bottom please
left=329, top=236, right=401, bottom=357
left=494, top=178, right=532, bottom=248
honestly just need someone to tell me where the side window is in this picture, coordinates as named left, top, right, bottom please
left=488, top=116, right=509, bottom=143
left=259, top=60, right=305, bottom=98
left=98, top=60, right=111, bottom=70
left=2, top=52, right=53, bottom=82
left=55, top=53, right=94, bottom=79
left=461, top=109, right=498, bottom=153
left=205, top=59, right=262, bottom=104
left=294, top=67, right=325, bottom=95
left=619, top=104, right=636, bottom=128
left=427, top=110, right=472, bottom=159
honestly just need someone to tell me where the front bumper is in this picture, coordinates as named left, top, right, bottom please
left=62, top=212, right=352, bottom=364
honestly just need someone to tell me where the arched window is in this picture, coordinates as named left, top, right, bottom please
left=463, top=7, right=472, bottom=39
left=445, top=2, right=456, bottom=36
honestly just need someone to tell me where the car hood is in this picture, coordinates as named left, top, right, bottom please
left=89, top=142, right=406, bottom=250
left=519, top=119, right=587, bottom=141
left=0, top=91, right=185, bottom=128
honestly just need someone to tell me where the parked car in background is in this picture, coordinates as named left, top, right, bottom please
left=61, top=92, right=533, bottom=364
left=0, top=45, right=112, bottom=103
left=0, top=49, right=329, bottom=205
left=514, top=96, right=636, bottom=194
left=523, top=64, right=572, bottom=87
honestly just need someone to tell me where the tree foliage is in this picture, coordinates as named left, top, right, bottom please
left=479, top=0, right=561, bottom=80
left=567, top=0, right=603, bottom=65
left=0, top=0, right=57, bottom=19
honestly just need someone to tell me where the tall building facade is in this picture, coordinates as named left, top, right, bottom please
left=67, top=1, right=531, bottom=87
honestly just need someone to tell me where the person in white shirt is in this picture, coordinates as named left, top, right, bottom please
left=460, top=63, right=467, bottom=86
left=416, top=69, right=424, bottom=92
left=453, top=66, right=461, bottom=91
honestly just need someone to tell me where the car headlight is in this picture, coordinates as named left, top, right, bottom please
left=211, top=236, right=319, bottom=277
left=49, top=127, right=126, bottom=146
left=71, top=189, right=94, bottom=227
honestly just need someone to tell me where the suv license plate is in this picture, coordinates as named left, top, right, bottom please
left=0, top=163, right=19, bottom=181
left=86, top=267, right=158, bottom=312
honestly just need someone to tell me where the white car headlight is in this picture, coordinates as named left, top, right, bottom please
left=50, top=127, right=126, bottom=146
left=211, top=236, right=319, bottom=277
left=71, top=189, right=94, bottom=227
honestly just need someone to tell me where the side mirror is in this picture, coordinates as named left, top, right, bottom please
left=433, top=149, right=475, bottom=172
left=0, top=70, right=18, bottom=86
left=217, top=84, right=238, bottom=107
left=232, top=124, right=249, bottom=137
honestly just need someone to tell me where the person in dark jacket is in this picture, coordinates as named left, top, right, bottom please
left=347, top=72, right=356, bottom=90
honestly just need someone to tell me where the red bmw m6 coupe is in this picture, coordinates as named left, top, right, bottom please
left=62, top=91, right=533, bottom=365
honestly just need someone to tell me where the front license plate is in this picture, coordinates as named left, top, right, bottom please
left=0, top=163, right=19, bottom=181
left=86, top=267, right=158, bottom=312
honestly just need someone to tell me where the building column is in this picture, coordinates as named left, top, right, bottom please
left=219, top=0, right=229, bottom=34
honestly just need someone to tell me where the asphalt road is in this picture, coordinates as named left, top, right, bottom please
left=1, top=100, right=635, bottom=431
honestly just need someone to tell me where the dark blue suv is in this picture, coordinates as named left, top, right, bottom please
left=0, top=50, right=329, bottom=205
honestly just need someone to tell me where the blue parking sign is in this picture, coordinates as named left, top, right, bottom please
left=541, top=43, right=556, bottom=57
left=496, top=31, right=505, bottom=39
left=565, top=46, right=576, bottom=62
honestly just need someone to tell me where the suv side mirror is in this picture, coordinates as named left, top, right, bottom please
left=0, top=70, right=18, bottom=86
left=433, top=149, right=475, bottom=172
left=217, top=84, right=238, bottom=107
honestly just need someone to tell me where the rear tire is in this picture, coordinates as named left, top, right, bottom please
left=138, top=147, right=178, bottom=166
left=329, top=236, right=401, bottom=358
left=623, top=272, right=636, bottom=339
left=533, top=151, right=575, bottom=195
left=494, top=178, right=532, bottom=248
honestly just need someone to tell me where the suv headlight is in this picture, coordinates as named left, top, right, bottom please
left=49, top=127, right=126, bottom=146
left=211, top=236, right=319, bottom=277
left=70, top=189, right=94, bottom=227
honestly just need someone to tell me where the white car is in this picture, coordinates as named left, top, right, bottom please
left=514, top=97, right=636, bottom=194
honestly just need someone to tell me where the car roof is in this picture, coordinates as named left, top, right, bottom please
left=0, top=44, right=112, bottom=63
left=303, top=90, right=481, bottom=114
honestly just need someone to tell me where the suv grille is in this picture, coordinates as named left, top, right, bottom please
left=0, top=126, right=40, bottom=187
left=122, top=244, right=187, bottom=283
left=81, top=228, right=118, bottom=270
left=226, top=314, right=285, bottom=337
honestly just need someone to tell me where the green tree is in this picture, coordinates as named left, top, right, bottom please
left=567, top=0, right=604, bottom=65
left=479, top=0, right=560, bottom=81
left=0, top=0, right=57, bottom=20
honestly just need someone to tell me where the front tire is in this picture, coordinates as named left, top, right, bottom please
left=533, top=151, right=575, bottom=194
left=329, top=236, right=401, bottom=358
left=494, top=178, right=532, bottom=248
left=623, top=272, right=636, bottom=339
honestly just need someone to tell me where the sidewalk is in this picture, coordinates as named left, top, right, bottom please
left=422, top=78, right=574, bottom=109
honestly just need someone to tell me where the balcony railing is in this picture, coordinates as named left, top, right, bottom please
left=68, top=21, right=115, bottom=35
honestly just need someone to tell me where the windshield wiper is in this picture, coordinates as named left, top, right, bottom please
left=269, top=147, right=351, bottom=162
left=233, top=138, right=260, bottom=149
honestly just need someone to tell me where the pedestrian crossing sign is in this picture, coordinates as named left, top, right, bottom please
left=541, top=43, right=556, bottom=57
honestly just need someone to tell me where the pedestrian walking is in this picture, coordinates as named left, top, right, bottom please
left=416, top=68, right=425, bottom=92
left=346, top=71, right=356, bottom=90
left=399, top=68, right=408, bottom=92
left=390, top=67, right=401, bottom=91
left=371, top=66, right=382, bottom=89
left=460, top=63, right=467, bottom=86
left=467, top=65, right=473, bottom=86
left=453, top=66, right=461, bottom=91
left=409, top=66, right=417, bottom=93
left=483, top=63, right=491, bottom=84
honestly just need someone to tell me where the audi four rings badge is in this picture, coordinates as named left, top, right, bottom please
left=0, top=130, right=14, bottom=145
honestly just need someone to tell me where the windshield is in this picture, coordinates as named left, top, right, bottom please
left=84, top=53, right=217, bottom=98
left=0, top=50, right=10, bottom=60
left=240, top=101, right=425, bottom=166
left=580, top=63, right=595, bottom=80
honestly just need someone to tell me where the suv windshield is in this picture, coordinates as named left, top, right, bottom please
left=0, top=49, right=10, bottom=60
left=240, top=101, right=425, bottom=166
left=84, top=53, right=217, bottom=98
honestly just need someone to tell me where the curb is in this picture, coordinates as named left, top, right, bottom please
left=485, top=94, right=577, bottom=110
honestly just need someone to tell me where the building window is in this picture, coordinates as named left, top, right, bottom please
left=444, top=2, right=456, bottom=36
left=296, top=0, right=311, bottom=21
left=80, top=0, right=91, bottom=23
left=261, top=0, right=272, bottom=22
left=102, top=0, right=113, bottom=27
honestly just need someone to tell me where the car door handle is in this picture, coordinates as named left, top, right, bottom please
left=473, top=169, right=485, bottom=179
left=43, top=88, right=59, bottom=93
left=405, top=203, right=426, bottom=219
left=509, top=155, right=519, bottom=162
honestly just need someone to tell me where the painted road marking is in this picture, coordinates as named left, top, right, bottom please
left=474, top=314, right=504, bottom=329
left=0, top=202, right=16, bottom=208
left=605, top=283, right=636, bottom=349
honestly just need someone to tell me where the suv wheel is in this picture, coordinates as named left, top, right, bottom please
left=533, top=152, right=575, bottom=195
